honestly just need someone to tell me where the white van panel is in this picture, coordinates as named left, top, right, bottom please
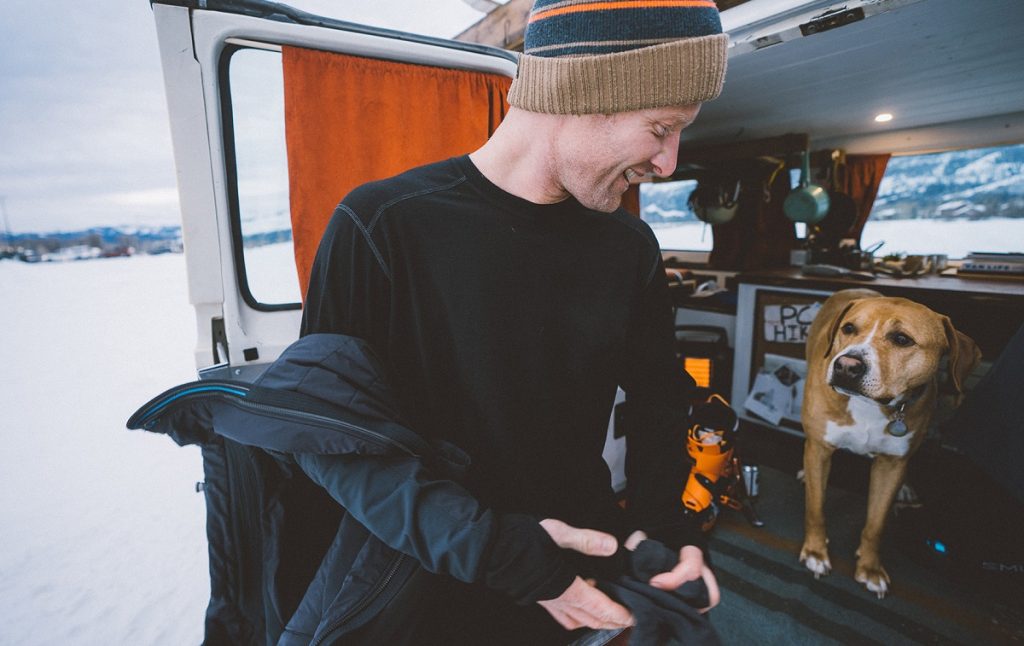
left=154, top=4, right=516, bottom=375
left=153, top=5, right=226, bottom=335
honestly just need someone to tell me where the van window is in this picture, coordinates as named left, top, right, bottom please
left=862, top=143, right=1024, bottom=259
left=639, top=179, right=713, bottom=251
left=227, top=47, right=302, bottom=306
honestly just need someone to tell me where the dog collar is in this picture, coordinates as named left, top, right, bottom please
left=883, top=385, right=926, bottom=437
left=886, top=403, right=909, bottom=437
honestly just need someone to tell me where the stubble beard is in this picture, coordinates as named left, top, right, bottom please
left=565, top=170, right=625, bottom=213
left=578, top=191, right=622, bottom=213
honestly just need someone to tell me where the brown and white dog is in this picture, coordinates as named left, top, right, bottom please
left=800, top=288, right=980, bottom=597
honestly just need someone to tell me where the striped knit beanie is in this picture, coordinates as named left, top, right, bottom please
left=507, top=0, right=729, bottom=115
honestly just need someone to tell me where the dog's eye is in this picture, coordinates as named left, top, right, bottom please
left=841, top=322, right=856, bottom=335
left=890, top=332, right=915, bottom=347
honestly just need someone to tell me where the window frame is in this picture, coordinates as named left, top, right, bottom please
left=220, top=42, right=303, bottom=312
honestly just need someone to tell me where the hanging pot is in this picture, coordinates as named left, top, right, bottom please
left=689, top=177, right=741, bottom=225
left=784, top=150, right=830, bottom=224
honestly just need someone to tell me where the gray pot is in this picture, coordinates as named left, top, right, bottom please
left=784, top=150, right=830, bottom=224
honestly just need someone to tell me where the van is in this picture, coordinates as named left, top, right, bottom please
left=148, top=0, right=1024, bottom=642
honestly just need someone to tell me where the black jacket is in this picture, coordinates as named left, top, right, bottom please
left=128, top=333, right=573, bottom=645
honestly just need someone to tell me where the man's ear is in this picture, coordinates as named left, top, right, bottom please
left=823, top=301, right=857, bottom=359
left=942, top=315, right=982, bottom=399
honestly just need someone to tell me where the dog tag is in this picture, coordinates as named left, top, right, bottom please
left=886, top=418, right=908, bottom=437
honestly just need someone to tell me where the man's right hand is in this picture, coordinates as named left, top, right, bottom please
left=536, top=519, right=634, bottom=631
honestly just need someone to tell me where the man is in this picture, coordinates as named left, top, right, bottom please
left=301, top=0, right=729, bottom=641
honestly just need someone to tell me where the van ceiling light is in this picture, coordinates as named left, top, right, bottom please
left=800, top=6, right=865, bottom=36
left=875, top=113, right=894, bottom=123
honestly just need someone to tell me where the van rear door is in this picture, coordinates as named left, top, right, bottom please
left=151, top=0, right=516, bottom=379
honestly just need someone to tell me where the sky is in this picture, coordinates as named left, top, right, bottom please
left=0, top=0, right=490, bottom=234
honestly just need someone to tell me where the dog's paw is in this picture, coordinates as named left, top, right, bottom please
left=855, top=562, right=891, bottom=599
left=796, top=469, right=805, bottom=483
left=799, top=545, right=832, bottom=579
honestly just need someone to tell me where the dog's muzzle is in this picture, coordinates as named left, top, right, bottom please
left=830, top=353, right=867, bottom=392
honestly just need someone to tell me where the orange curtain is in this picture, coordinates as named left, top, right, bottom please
left=282, top=47, right=511, bottom=298
left=844, top=153, right=891, bottom=243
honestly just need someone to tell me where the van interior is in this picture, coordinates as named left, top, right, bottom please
left=150, top=0, right=1024, bottom=641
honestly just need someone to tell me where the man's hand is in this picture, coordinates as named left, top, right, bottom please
left=625, top=530, right=721, bottom=612
left=538, top=576, right=634, bottom=631
left=537, top=519, right=634, bottom=631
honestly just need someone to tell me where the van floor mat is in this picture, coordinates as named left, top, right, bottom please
left=704, top=464, right=1024, bottom=645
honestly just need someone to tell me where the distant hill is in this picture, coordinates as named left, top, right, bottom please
left=3, top=224, right=291, bottom=261
left=6, top=226, right=184, bottom=256
left=872, top=144, right=1024, bottom=220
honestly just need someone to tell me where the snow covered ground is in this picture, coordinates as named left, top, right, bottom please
left=0, top=254, right=207, bottom=645
left=244, top=240, right=303, bottom=304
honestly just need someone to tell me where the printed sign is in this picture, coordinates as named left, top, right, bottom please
left=763, top=303, right=822, bottom=344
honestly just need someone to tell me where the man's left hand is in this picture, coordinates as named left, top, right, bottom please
left=624, top=530, right=720, bottom=612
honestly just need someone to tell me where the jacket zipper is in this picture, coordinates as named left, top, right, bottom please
left=229, top=400, right=425, bottom=644
left=227, top=398, right=425, bottom=457
left=309, top=552, right=409, bottom=646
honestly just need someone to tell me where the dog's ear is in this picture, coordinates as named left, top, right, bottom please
left=823, top=301, right=858, bottom=359
left=942, top=316, right=982, bottom=398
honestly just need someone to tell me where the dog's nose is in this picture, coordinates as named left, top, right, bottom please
left=835, top=354, right=866, bottom=380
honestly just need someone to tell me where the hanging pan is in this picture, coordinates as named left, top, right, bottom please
left=688, top=176, right=741, bottom=225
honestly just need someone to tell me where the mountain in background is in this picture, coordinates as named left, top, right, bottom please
left=5, top=225, right=184, bottom=258
left=872, top=144, right=1024, bottom=220
left=2, top=224, right=291, bottom=262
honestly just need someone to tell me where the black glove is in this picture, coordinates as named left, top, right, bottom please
left=595, top=540, right=720, bottom=646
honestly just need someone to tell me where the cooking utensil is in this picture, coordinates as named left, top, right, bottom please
left=784, top=149, right=830, bottom=224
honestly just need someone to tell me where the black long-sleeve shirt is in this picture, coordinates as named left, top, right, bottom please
left=301, top=154, right=697, bottom=604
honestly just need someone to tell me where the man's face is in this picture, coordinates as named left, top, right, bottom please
left=554, top=104, right=701, bottom=212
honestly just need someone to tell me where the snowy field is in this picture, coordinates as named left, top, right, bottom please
left=0, top=254, right=207, bottom=645
left=859, top=217, right=1024, bottom=257
left=651, top=217, right=1024, bottom=258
